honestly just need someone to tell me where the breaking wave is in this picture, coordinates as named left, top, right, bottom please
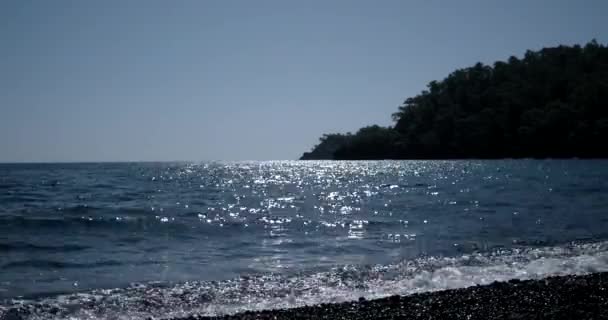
left=2, top=240, right=607, bottom=320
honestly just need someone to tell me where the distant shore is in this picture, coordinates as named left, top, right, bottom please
left=173, top=272, right=608, bottom=320
left=301, top=42, right=608, bottom=161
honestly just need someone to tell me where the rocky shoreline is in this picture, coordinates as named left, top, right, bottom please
left=173, top=272, right=608, bottom=320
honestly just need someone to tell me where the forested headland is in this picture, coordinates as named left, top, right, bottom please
left=300, top=41, right=608, bottom=160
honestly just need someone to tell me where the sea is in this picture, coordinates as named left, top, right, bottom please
left=1, top=160, right=607, bottom=319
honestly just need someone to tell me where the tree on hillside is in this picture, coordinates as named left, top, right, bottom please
left=301, top=41, right=608, bottom=160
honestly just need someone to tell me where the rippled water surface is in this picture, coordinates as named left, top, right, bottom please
left=1, top=160, right=608, bottom=319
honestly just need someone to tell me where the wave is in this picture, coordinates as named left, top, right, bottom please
left=1, top=259, right=160, bottom=271
left=0, top=242, right=89, bottom=253
left=0, top=214, right=257, bottom=239
left=1, top=240, right=607, bottom=320
left=0, top=215, right=176, bottom=230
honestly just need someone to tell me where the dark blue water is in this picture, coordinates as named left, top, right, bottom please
left=1, top=160, right=608, bottom=319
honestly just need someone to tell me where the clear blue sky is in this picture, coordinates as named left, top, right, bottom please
left=1, top=0, right=606, bottom=162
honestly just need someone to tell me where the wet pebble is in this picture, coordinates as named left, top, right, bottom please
left=169, top=272, right=608, bottom=320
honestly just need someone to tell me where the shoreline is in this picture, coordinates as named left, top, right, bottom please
left=173, top=272, right=608, bottom=320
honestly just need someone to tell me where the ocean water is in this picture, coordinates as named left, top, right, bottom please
left=1, top=160, right=608, bottom=319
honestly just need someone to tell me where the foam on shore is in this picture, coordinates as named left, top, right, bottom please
left=2, top=241, right=608, bottom=320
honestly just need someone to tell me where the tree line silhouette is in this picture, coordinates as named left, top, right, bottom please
left=301, top=41, right=608, bottom=160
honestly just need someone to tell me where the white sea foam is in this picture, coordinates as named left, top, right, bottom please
left=2, top=240, right=608, bottom=320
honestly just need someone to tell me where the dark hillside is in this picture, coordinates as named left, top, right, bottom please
left=302, top=41, right=608, bottom=159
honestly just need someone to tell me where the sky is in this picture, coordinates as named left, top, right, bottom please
left=1, top=0, right=607, bottom=162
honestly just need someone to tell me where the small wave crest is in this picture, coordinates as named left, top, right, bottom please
left=0, top=242, right=89, bottom=253
left=1, top=260, right=124, bottom=271
left=1, top=259, right=162, bottom=272
left=1, top=240, right=608, bottom=320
